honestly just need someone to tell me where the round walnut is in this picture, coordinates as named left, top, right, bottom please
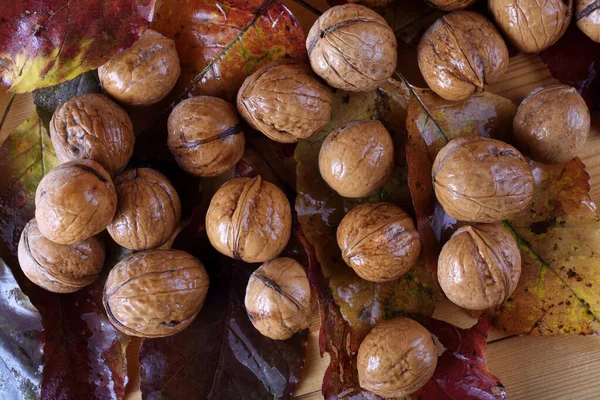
left=168, top=96, right=245, bottom=177
left=357, top=317, right=438, bottom=397
left=577, top=0, right=600, bottom=42
left=35, top=159, right=117, bottom=245
left=206, top=176, right=292, bottom=263
left=432, top=136, right=534, bottom=223
left=425, top=0, right=477, bottom=10
left=245, top=258, right=313, bottom=340
left=107, top=168, right=181, bottom=250
left=490, top=0, right=573, bottom=53
left=319, top=120, right=393, bottom=198
left=306, top=4, right=397, bottom=91
left=418, top=11, right=509, bottom=101
left=237, top=61, right=332, bottom=143
left=438, top=223, right=521, bottom=310
left=103, top=249, right=209, bottom=338
left=50, top=93, right=134, bottom=178
left=18, top=218, right=105, bottom=293
left=337, top=202, right=421, bottom=282
left=98, top=29, right=181, bottom=106
left=514, top=84, right=590, bottom=164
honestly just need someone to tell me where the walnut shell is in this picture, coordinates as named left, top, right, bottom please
left=357, top=317, right=438, bottom=397
left=577, top=0, right=600, bottom=42
left=49, top=93, right=134, bottom=178
left=418, top=11, right=509, bottom=101
left=237, top=61, right=332, bottom=143
left=168, top=96, right=245, bottom=177
left=438, top=223, right=521, bottom=310
left=98, top=29, right=181, bottom=106
left=337, top=202, right=421, bottom=282
left=206, top=176, right=292, bottom=263
left=432, top=136, right=534, bottom=223
left=425, top=0, right=477, bottom=10
left=319, top=120, right=393, bottom=198
left=306, top=4, right=398, bottom=92
left=35, top=159, right=117, bottom=245
left=513, top=84, right=590, bottom=164
left=103, top=249, right=209, bottom=338
left=245, top=258, right=313, bottom=340
left=490, top=0, right=573, bottom=53
left=18, top=218, right=105, bottom=293
left=107, top=168, right=181, bottom=250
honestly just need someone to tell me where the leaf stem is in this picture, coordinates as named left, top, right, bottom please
left=290, top=0, right=324, bottom=16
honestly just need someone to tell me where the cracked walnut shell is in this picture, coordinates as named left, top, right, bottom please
left=577, top=0, right=600, bottom=42
left=103, top=249, right=209, bottom=338
left=432, top=136, right=534, bottom=223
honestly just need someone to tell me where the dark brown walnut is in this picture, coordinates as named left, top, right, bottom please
left=18, top=218, right=105, bottom=293
left=490, top=0, right=573, bottom=53
left=107, top=168, right=181, bottom=250
left=418, top=11, right=509, bottom=101
left=319, top=120, right=393, bottom=198
left=513, top=84, right=591, bottom=164
left=245, top=258, right=314, bottom=340
left=347, top=0, right=394, bottom=7
left=438, top=223, right=521, bottom=310
left=425, top=0, right=477, bottom=11
left=98, top=29, right=181, bottom=106
left=168, top=96, right=245, bottom=177
left=306, top=4, right=398, bottom=92
left=432, top=136, right=534, bottom=223
left=50, top=93, right=135, bottom=178
left=35, top=159, right=117, bottom=245
left=103, top=249, right=209, bottom=338
left=357, top=317, right=438, bottom=397
left=577, top=0, right=600, bottom=42
left=206, top=176, right=292, bottom=263
left=237, top=60, right=332, bottom=143
left=337, top=202, right=421, bottom=282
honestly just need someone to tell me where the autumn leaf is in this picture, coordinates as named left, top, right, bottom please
left=0, top=0, right=155, bottom=93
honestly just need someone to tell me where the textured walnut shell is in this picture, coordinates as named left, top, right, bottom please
left=107, top=168, right=181, bottom=250
left=18, top=219, right=105, bottom=293
left=245, top=258, right=313, bottom=340
left=347, top=0, right=394, bottom=7
left=432, top=136, right=534, bottom=223
left=418, top=11, right=509, bottom=101
left=438, top=223, right=521, bottom=310
left=35, top=159, right=117, bottom=245
left=357, top=317, right=438, bottom=397
left=577, top=0, right=600, bottom=42
left=237, top=61, right=332, bottom=143
left=425, top=0, right=477, bottom=10
left=49, top=93, right=134, bottom=178
left=103, top=249, right=209, bottom=338
left=490, top=0, right=573, bottom=53
left=306, top=4, right=398, bottom=92
left=337, top=202, right=421, bottom=282
left=98, top=29, right=181, bottom=106
left=168, top=96, right=245, bottom=177
left=319, top=120, right=393, bottom=198
left=513, top=84, right=590, bottom=164
left=206, top=176, right=292, bottom=263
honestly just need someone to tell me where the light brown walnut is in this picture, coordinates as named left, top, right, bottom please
left=577, top=0, right=600, bottom=42
left=425, top=0, right=477, bottom=11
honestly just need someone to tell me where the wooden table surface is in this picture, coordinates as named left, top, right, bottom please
left=3, top=1, right=600, bottom=399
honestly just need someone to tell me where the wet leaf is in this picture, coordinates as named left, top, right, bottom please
left=0, top=0, right=155, bottom=92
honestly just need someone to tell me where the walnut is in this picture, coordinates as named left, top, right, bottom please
left=237, top=61, right=332, bottom=143
left=577, top=0, right=600, bottom=42
left=347, top=0, right=394, bottom=7
left=245, top=258, right=314, bottom=340
left=438, top=223, right=521, bottom=310
left=35, top=159, right=117, bottom=245
left=306, top=4, right=397, bottom=92
left=107, top=168, right=181, bottom=250
left=357, top=317, right=438, bottom=397
left=337, top=202, right=421, bottom=282
left=432, top=136, right=534, bottom=223
left=425, top=0, right=477, bottom=10
left=489, top=0, right=573, bottom=53
left=418, top=11, right=509, bottom=101
left=168, top=96, right=245, bottom=177
left=103, top=249, right=209, bottom=338
left=18, top=218, right=105, bottom=293
left=206, top=176, right=292, bottom=263
left=98, top=29, right=181, bottom=106
left=319, top=120, right=393, bottom=198
left=50, top=93, right=135, bottom=178
left=513, top=84, right=590, bottom=164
